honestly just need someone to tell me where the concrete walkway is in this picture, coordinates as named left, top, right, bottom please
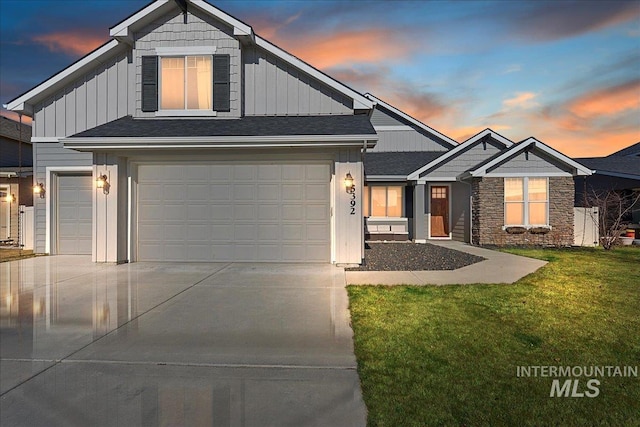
left=345, top=241, right=547, bottom=285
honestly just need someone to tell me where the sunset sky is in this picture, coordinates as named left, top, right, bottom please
left=1, top=0, right=638, bottom=157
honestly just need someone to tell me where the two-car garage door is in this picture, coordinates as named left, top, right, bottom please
left=137, top=163, right=330, bottom=262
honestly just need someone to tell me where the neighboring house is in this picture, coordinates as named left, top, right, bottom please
left=575, top=143, right=640, bottom=224
left=0, top=116, right=33, bottom=244
left=4, top=0, right=591, bottom=263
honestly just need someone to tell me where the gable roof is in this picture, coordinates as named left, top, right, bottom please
left=4, top=0, right=373, bottom=115
left=406, top=128, right=513, bottom=180
left=575, top=156, right=640, bottom=180
left=364, top=152, right=445, bottom=177
left=607, top=142, right=640, bottom=157
left=466, top=137, right=592, bottom=177
left=364, top=94, right=457, bottom=149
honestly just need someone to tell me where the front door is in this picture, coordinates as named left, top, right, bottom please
left=430, top=186, right=449, bottom=238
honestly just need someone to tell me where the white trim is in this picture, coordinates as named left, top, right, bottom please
left=31, top=137, right=61, bottom=143
left=109, top=0, right=170, bottom=37
left=62, top=135, right=378, bottom=150
left=470, top=137, right=592, bottom=177
left=255, top=36, right=373, bottom=110
left=44, top=166, right=92, bottom=254
left=373, top=125, right=414, bottom=132
left=189, top=0, right=253, bottom=37
left=5, top=40, right=121, bottom=113
left=366, top=175, right=407, bottom=182
left=484, top=172, right=572, bottom=177
left=155, top=110, right=217, bottom=117
left=416, top=177, right=456, bottom=184
left=365, top=93, right=458, bottom=148
left=504, top=177, right=550, bottom=227
left=427, top=183, right=452, bottom=240
left=0, top=185, right=10, bottom=239
left=407, top=128, right=513, bottom=180
left=155, top=46, right=216, bottom=55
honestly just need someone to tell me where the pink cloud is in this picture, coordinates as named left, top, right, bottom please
left=32, top=30, right=105, bottom=56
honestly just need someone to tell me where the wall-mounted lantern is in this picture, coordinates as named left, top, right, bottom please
left=33, top=183, right=46, bottom=199
left=344, top=172, right=355, bottom=193
left=96, top=174, right=110, bottom=195
left=5, top=193, right=16, bottom=203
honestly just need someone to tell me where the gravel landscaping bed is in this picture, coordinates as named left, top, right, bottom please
left=346, top=242, right=485, bottom=271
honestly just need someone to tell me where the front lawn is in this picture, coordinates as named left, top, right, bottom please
left=348, top=247, right=640, bottom=426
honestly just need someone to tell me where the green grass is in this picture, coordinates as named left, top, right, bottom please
left=347, top=247, right=640, bottom=426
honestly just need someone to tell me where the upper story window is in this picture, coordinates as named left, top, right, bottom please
left=161, top=56, right=212, bottom=110
left=504, top=177, right=548, bottom=226
left=363, top=185, right=403, bottom=217
left=142, top=48, right=230, bottom=115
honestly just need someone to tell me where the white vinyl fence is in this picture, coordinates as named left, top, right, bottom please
left=574, top=207, right=599, bottom=247
left=19, top=205, right=34, bottom=250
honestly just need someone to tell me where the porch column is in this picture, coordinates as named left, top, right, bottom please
left=93, top=153, right=128, bottom=263
left=413, top=183, right=426, bottom=243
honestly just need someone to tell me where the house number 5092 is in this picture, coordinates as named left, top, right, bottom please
left=349, top=188, right=356, bottom=215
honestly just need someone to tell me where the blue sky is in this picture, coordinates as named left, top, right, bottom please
left=1, top=0, right=638, bottom=156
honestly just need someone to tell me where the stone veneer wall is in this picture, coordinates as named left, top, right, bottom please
left=472, top=177, right=574, bottom=246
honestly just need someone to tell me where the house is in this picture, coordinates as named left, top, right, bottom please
left=575, top=143, right=640, bottom=225
left=4, top=0, right=591, bottom=264
left=0, top=116, right=33, bottom=245
left=363, top=95, right=591, bottom=246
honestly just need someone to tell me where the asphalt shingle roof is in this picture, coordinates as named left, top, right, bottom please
left=575, top=156, right=640, bottom=178
left=70, top=115, right=376, bottom=138
left=364, top=151, right=446, bottom=176
left=607, top=142, right=640, bottom=157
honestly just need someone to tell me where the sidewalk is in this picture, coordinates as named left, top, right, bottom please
left=345, top=241, right=547, bottom=285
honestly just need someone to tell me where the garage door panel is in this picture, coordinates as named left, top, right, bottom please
left=258, top=165, right=280, bottom=180
left=138, top=163, right=330, bottom=262
left=57, top=174, right=92, bottom=255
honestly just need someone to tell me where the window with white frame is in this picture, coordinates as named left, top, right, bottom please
left=363, top=185, right=403, bottom=217
left=160, top=56, right=212, bottom=110
left=504, top=177, right=548, bottom=226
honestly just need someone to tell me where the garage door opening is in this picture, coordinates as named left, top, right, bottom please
left=56, top=173, right=92, bottom=255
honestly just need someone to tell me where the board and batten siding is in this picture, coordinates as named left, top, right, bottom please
left=451, top=182, right=470, bottom=242
left=422, top=141, right=503, bottom=178
left=370, top=108, right=404, bottom=127
left=32, top=143, right=92, bottom=253
left=487, top=150, right=572, bottom=175
left=243, top=46, right=352, bottom=116
left=134, top=7, right=241, bottom=118
left=32, top=48, right=134, bottom=138
left=372, top=130, right=451, bottom=152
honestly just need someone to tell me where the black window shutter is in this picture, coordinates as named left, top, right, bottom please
left=141, top=56, right=158, bottom=112
left=213, top=54, right=230, bottom=112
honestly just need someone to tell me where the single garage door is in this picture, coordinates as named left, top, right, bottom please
left=137, top=163, right=331, bottom=262
left=57, top=174, right=92, bottom=254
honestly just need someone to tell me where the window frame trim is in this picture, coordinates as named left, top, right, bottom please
left=503, top=177, right=549, bottom=227
left=363, top=184, right=405, bottom=218
left=156, top=51, right=217, bottom=115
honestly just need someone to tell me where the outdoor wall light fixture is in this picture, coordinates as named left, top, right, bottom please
left=33, top=183, right=46, bottom=198
left=344, top=172, right=355, bottom=193
left=5, top=193, right=16, bottom=203
left=96, top=174, right=110, bottom=194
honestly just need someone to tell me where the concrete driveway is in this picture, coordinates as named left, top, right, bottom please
left=0, top=256, right=366, bottom=426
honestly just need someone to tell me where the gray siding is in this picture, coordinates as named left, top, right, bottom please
left=32, top=143, right=92, bottom=253
left=134, top=7, right=242, bottom=118
left=372, top=130, right=451, bottom=152
left=0, top=138, right=32, bottom=167
left=243, top=46, right=352, bottom=115
left=33, top=49, right=134, bottom=138
left=423, top=141, right=503, bottom=178
left=370, top=108, right=404, bottom=127
left=451, top=181, right=470, bottom=242
left=487, top=149, right=573, bottom=175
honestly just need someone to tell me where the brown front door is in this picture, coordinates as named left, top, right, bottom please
left=430, top=186, right=449, bottom=237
